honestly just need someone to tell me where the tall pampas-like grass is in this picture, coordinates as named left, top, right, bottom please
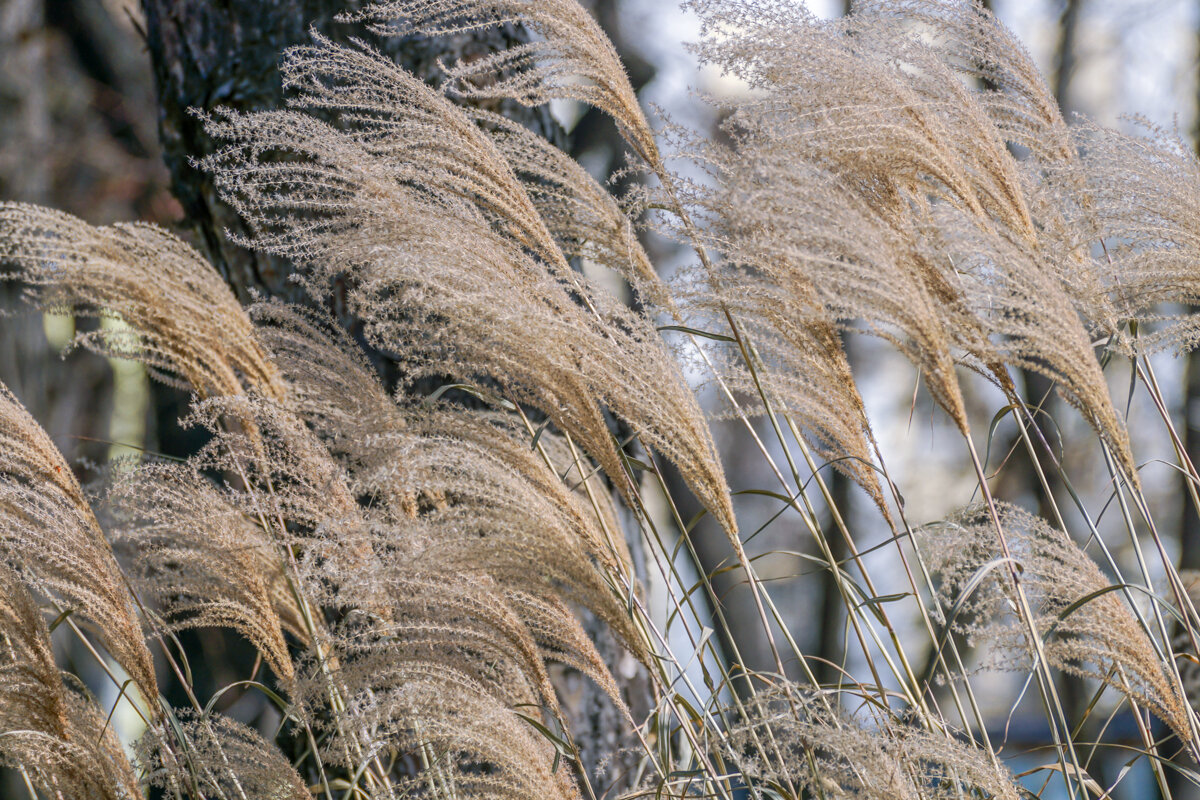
left=0, top=566, right=142, bottom=800
left=5, top=0, right=1200, bottom=798
left=0, top=384, right=157, bottom=704
left=197, top=37, right=737, bottom=535
left=921, top=503, right=1192, bottom=742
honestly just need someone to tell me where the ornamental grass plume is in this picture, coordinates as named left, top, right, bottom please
left=105, top=462, right=305, bottom=684
left=921, top=503, right=1192, bottom=741
left=0, top=203, right=284, bottom=400
left=1069, top=119, right=1200, bottom=355
left=138, top=712, right=310, bottom=800
left=727, top=685, right=1022, bottom=800
left=337, top=0, right=660, bottom=161
left=469, top=107, right=667, bottom=307
left=0, top=384, right=157, bottom=703
left=0, top=566, right=142, bottom=800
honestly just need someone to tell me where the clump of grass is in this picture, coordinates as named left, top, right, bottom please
left=922, top=503, right=1191, bottom=742
left=727, top=684, right=1023, bottom=800
left=2, top=1, right=1200, bottom=798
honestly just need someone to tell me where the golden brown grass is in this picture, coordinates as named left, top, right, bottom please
left=3, top=0, right=1200, bottom=797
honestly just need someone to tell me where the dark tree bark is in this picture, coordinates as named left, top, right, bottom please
left=1167, top=9, right=1200, bottom=800
left=1183, top=361, right=1200, bottom=572
left=813, top=470, right=849, bottom=687
left=1181, top=1, right=1200, bottom=575
left=140, top=0, right=651, bottom=791
left=1044, top=0, right=1090, bottom=764
left=1052, top=0, right=1082, bottom=113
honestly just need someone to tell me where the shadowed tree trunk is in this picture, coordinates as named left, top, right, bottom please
left=140, top=0, right=651, bottom=791
left=1181, top=0, right=1200, bottom=577
left=813, top=0, right=855, bottom=690
left=1052, top=0, right=1083, bottom=112
left=1184, top=361, right=1200, bottom=572
left=141, top=0, right=559, bottom=385
left=1169, top=9, right=1200, bottom=800
left=1044, top=0, right=1090, bottom=773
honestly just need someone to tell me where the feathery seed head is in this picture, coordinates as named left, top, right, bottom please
left=341, top=0, right=659, bottom=162
left=0, top=202, right=284, bottom=400
left=0, top=567, right=141, bottom=800
left=922, top=503, right=1191, bottom=741
left=0, top=383, right=157, bottom=703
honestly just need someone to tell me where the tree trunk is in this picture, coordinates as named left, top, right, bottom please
left=1168, top=8, right=1200, bottom=799
left=1045, top=0, right=1089, bottom=771
left=1181, top=0, right=1200, bottom=576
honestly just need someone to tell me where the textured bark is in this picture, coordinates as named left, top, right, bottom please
left=140, top=0, right=651, bottom=791
left=141, top=0, right=562, bottom=305
left=1051, top=0, right=1082, bottom=114
left=1182, top=3, right=1200, bottom=575
left=1170, top=14, right=1200, bottom=800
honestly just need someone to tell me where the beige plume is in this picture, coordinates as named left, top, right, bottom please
left=0, top=384, right=157, bottom=703
left=0, top=566, right=142, bottom=800
left=107, top=463, right=302, bottom=684
left=340, top=0, right=658, bottom=161
left=139, top=713, right=310, bottom=800
left=0, top=202, right=284, bottom=400
left=922, top=503, right=1191, bottom=742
